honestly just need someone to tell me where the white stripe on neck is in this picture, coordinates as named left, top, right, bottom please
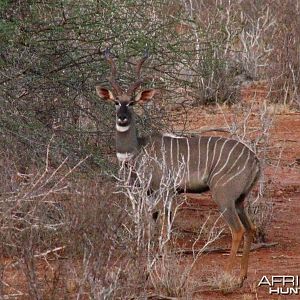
left=117, top=152, right=134, bottom=162
left=116, top=124, right=130, bottom=132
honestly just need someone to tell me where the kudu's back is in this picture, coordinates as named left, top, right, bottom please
left=144, top=134, right=260, bottom=199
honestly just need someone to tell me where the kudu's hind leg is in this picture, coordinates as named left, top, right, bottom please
left=220, top=204, right=245, bottom=274
left=213, top=191, right=244, bottom=274
left=214, top=189, right=255, bottom=287
left=236, top=197, right=256, bottom=282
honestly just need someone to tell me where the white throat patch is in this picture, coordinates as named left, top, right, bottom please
left=117, top=152, right=134, bottom=162
left=116, top=124, right=130, bottom=132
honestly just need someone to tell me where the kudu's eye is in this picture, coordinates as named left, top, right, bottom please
left=114, top=101, right=121, bottom=106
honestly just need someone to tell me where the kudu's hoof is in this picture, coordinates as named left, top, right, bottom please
left=237, top=273, right=248, bottom=288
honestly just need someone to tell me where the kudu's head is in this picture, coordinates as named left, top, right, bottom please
left=96, top=49, right=155, bottom=133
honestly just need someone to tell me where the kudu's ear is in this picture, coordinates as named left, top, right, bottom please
left=135, top=89, right=156, bottom=103
left=96, top=86, right=115, bottom=101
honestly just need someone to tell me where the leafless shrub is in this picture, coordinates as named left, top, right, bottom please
left=237, top=3, right=276, bottom=80
left=115, top=151, right=186, bottom=252
left=266, top=0, right=300, bottom=107
left=148, top=213, right=224, bottom=298
left=177, top=0, right=300, bottom=107
left=1, top=144, right=85, bottom=252
left=0, top=141, right=127, bottom=298
left=22, top=238, right=42, bottom=300
left=112, top=150, right=224, bottom=298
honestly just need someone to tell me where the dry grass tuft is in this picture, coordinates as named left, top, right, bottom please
left=148, top=252, right=197, bottom=298
left=210, top=272, right=241, bottom=294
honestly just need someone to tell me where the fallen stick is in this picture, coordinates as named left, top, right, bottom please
left=34, top=246, right=66, bottom=258
left=176, top=242, right=278, bottom=255
left=147, top=295, right=178, bottom=300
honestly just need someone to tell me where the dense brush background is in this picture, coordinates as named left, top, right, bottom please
left=0, top=0, right=299, bottom=298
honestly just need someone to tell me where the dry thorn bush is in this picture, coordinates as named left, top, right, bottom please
left=0, top=142, right=127, bottom=298
left=113, top=150, right=225, bottom=298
